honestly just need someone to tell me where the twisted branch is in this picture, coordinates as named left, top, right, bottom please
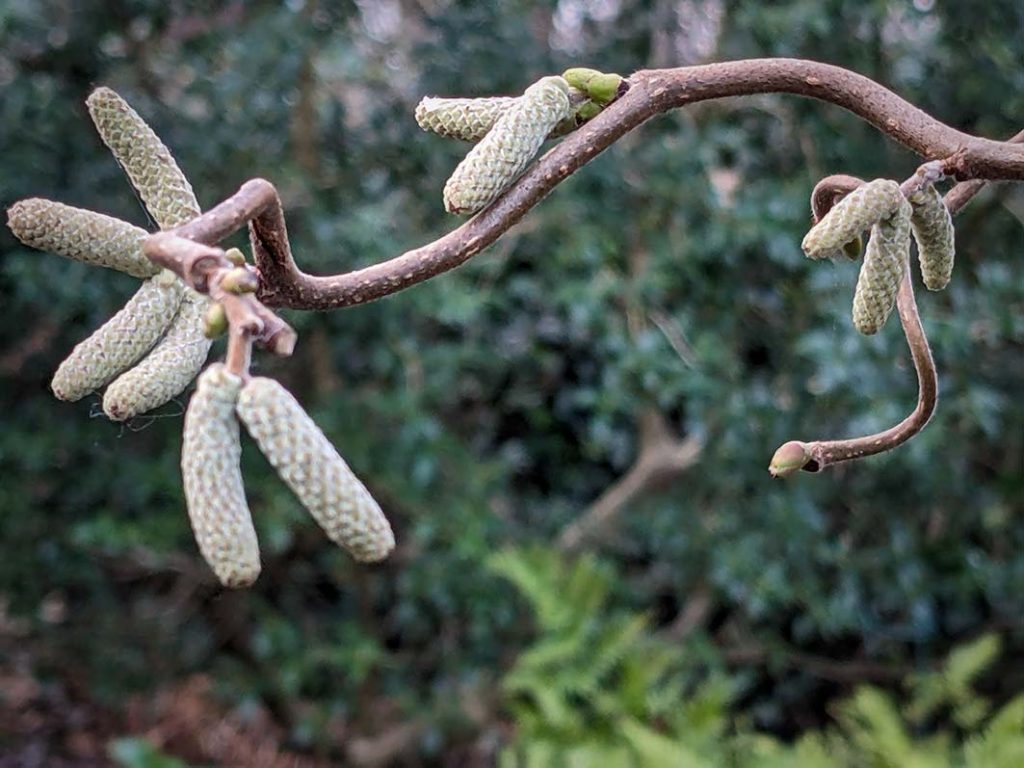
left=212, top=58, right=1024, bottom=311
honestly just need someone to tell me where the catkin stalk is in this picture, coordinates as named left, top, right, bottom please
left=442, top=76, right=573, bottom=215
left=236, top=377, right=395, bottom=562
left=51, top=270, right=184, bottom=401
left=182, top=364, right=260, bottom=587
left=7, top=199, right=158, bottom=278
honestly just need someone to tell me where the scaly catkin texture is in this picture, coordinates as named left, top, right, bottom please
left=802, top=179, right=904, bottom=260
left=181, top=364, right=260, bottom=587
left=7, top=199, right=158, bottom=279
left=415, top=96, right=520, bottom=142
left=442, top=76, right=573, bottom=215
left=86, top=87, right=200, bottom=230
left=102, top=290, right=213, bottom=420
left=51, top=271, right=184, bottom=401
left=852, top=197, right=912, bottom=335
left=236, top=377, right=395, bottom=562
left=910, top=184, right=955, bottom=291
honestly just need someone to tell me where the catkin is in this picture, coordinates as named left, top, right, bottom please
left=51, top=270, right=184, bottom=401
left=909, top=184, right=955, bottom=291
left=416, top=96, right=520, bottom=142
left=102, top=290, right=213, bottom=420
left=86, top=87, right=200, bottom=230
left=236, top=377, right=395, bottom=562
left=852, top=197, right=912, bottom=335
left=442, top=76, right=573, bottom=215
left=7, top=199, right=158, bottom=279
left=802, top=179, right=904, bottom=260
left=181, top=364, right=260, bottom=587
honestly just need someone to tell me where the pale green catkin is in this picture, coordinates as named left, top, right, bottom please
left=181, top=364, right=261, bottom=588
left=51, top=271, right=184, bottom=401
left=236, top=377, right=395, bottom=563
left=415, top=96, right=520, bottom=142
left=909, top=184, right=955, bottom=291
left=802, top=179, right=904, bottom=260
left=7, top=199, right=158, bottom=279
left=102, top=290, right=213, bottom=420
left=442, top=76, right=574, bottom=215
left=852, top=197, right=913, bottom=335
left=86, top=87, right=200, bottom=230
left=416, top=93, right=584, bottom=142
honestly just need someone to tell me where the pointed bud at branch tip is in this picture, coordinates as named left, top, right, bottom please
left=769, top=441, right=812, bottom=478
left=562, top=68, right=625, bottom=105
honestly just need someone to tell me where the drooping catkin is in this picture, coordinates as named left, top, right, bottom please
left=415, top=96, right=520, bottom=142
left=802, top=179, right=904, bottom=260
left=852, top=197, right=912, bottom=335
left=51, top=270, right=184, bottom=401
left=181, top=364, right=260, bottom=587
left=7, top=199, right=158, bottom=279
left=86, top=87, right=200, bottom=230
left=909, top=184, right=955, bottom=291
left=442, top=76, right=573, bottom=215
left=102, top=290, right=213, bottom=420
left=236, top=377, right=395, bottom=562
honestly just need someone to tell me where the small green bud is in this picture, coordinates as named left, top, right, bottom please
left=204, top=302, right=228, bottom=338
left=224, top=247, right=246, bottom=266
left=562, top=68, right=625, bottom=105
left=220, top=267, right=258, bottom=294
left=768, top=441, right=812, bottom=478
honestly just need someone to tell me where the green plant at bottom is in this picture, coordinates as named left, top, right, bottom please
left=491, top=546, right=1024, bottom=768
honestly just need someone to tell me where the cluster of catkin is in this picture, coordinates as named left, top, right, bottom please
left=7, top=88, right=211, bottom=420
left=801, top=178, right=956, bottom=334
left=416, top=68, right=624, bottom=215
left=183, top=365, right=395, bottom=587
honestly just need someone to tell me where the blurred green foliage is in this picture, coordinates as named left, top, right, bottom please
left=0, top=0, right=1022, bottom=763
left=494, top=546, right=1024, bottom=767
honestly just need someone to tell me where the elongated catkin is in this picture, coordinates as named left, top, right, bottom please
left=442, top=76, right=573, bottom=215
left=909, top=184, right=955, bottom=291
left=802, top=179, right=903, bottom=260
left=86, top=87, right=200, bottom=230
left=852, top=197, right=912, bottom=335
left=236, top=377, right=395, bottom=562
left=7, top=199, right=158, bottom=278
left=182, top=364, right=260, bottom=587
left=51, top=270, right=183, bottom=401
left=102, top=290, right=212, bottom=420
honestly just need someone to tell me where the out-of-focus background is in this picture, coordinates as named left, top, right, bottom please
left=1, top=1, right=1022, bottom=766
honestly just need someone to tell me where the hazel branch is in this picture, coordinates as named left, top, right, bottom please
left=231, top=59, right=1024, bottom=311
